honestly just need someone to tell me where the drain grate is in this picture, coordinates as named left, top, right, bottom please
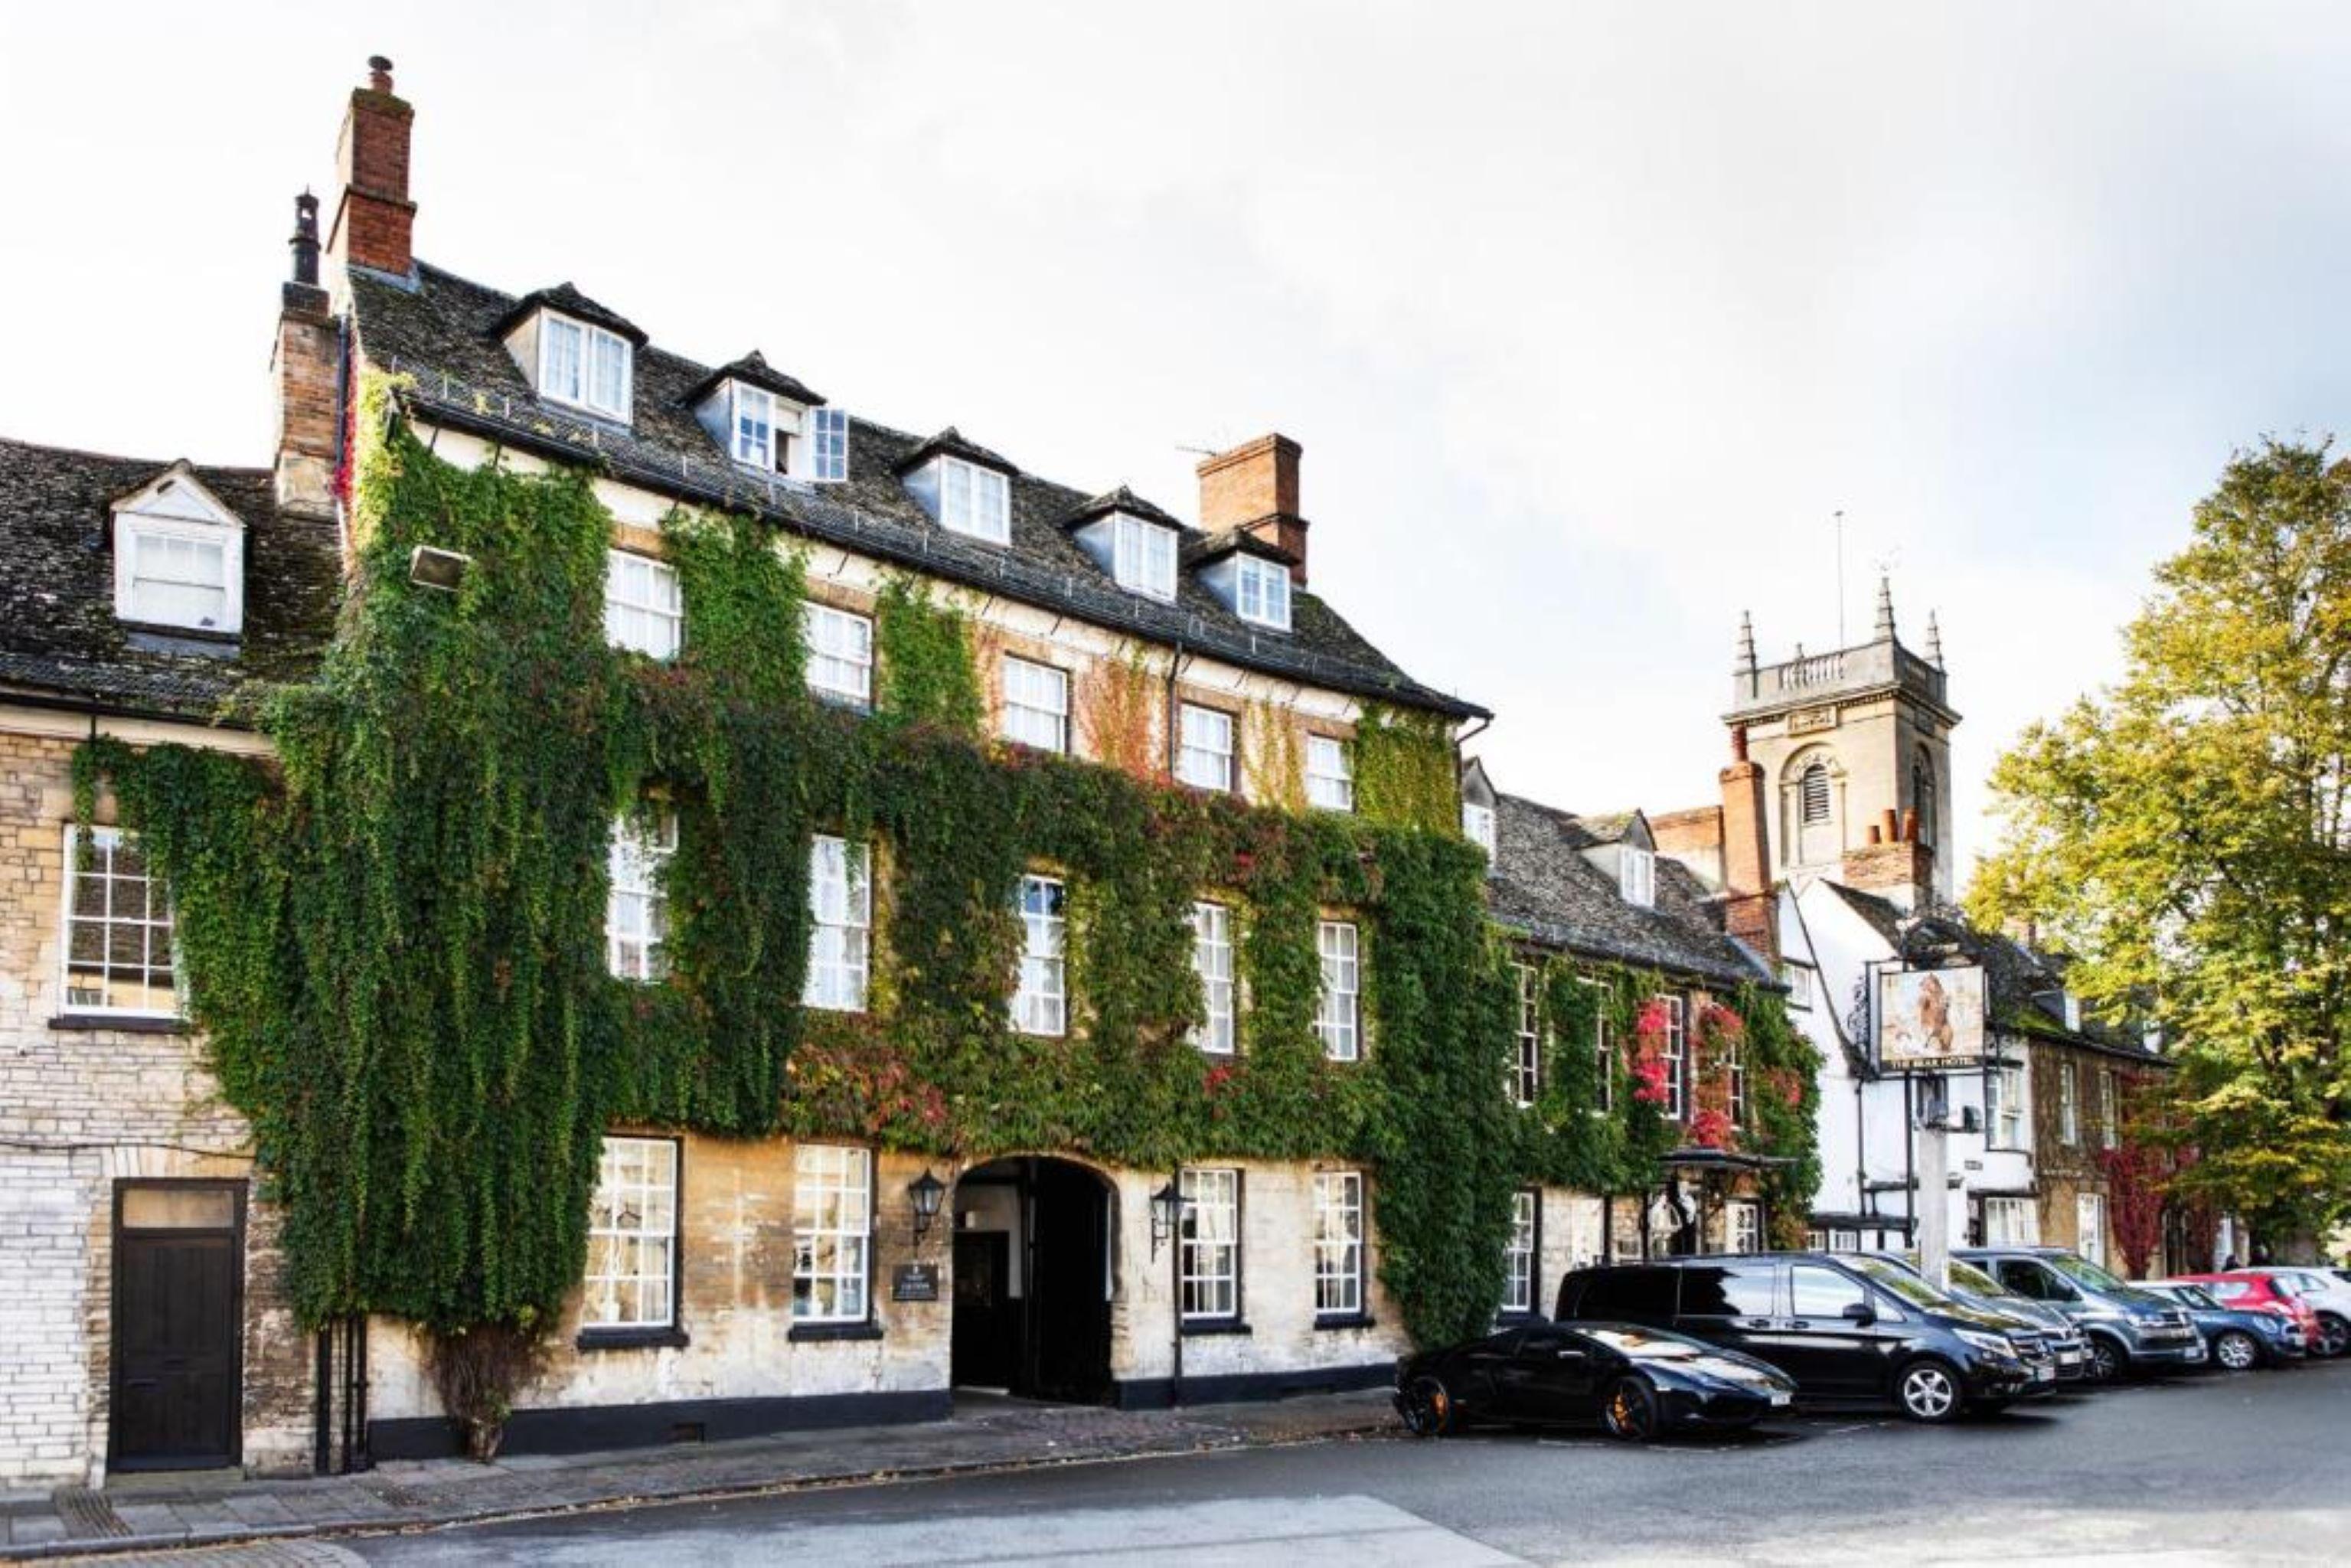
left=56, top=1485, right=132, bottom=1537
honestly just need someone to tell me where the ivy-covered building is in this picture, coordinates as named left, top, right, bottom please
left=0, top=57, right=1565, bottom=1483
left=1460, top=762, right=1820, bottom=1305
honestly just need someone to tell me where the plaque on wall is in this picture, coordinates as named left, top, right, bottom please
left=1789, top=705, right=1837, bottom=734
left=892, top=1263, right=941, bottom=1302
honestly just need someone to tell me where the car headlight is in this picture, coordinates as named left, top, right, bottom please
left=1955, top=1329, right=2016, bottom=1356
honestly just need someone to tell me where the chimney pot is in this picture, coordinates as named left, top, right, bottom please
left=368, top=55, right=395, bottom=93
left=1868, top=823, right=1883, bottom=846
left=1881, top=807, right=1900, bottom=843
left=1901, top=808, right=1919, bottom=844
left=289, top=191, right=321, bottom=287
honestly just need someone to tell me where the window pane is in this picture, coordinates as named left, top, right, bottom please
left=792, top=1145, right=872, bottom=1321
left=1790, top=1264, right=1866, bottom=1318
left=61, top=828, right=178, bottom=1016
left=1191, top=902, right=1235, bottom=1054
left=584, top=1137, right=679, bottom=1328
left=1316, top=921, right=1359, bottom=1060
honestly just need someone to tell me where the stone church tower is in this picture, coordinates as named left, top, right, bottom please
left=1724, top=578, right=1958, bottom=910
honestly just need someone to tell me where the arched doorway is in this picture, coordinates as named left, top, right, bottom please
left=951, top=1157, right=1114, bottom=1403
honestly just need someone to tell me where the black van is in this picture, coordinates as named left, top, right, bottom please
left=1555, top=1253, right=2052, bottom=1423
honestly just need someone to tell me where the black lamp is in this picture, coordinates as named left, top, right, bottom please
left=908, top=1168, right=947, bottom=1241
left=1149, top=1178, right=1184, bottom=1257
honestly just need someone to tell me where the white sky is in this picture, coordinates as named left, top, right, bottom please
left=5, top=2, right=2347, bottom=874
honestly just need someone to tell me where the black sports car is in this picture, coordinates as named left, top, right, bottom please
left=1394, top=1321, right=1799, bottom=1442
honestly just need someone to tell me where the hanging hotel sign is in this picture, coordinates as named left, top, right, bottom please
left=1877, top=964, right=1987, bottom=1070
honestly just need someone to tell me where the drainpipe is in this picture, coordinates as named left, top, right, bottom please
left=1168, top=1174, right=1185, bottom=1410
left=1164, top=645, right=1188, bottom=778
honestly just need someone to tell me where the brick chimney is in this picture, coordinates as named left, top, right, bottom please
left=272, top=191, right=341, bottom=520
left=1842, top=808, right=1935, bottom=912
left=1197, top=434, right=1309, bottom=585
left=327, top=55, right=416, bottom=279
left=1719, top=725, right=1776, bottom=961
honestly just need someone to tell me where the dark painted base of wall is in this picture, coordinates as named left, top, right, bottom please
left=1114, top=1360, right=1392, bottom=1411
left=368, top=1387, right=952, bottom=1461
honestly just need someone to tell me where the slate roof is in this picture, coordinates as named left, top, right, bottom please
left=1060, top=485, right=1185, bottom=534
left=1487, top=792, right=1772, bottom=988
left=351, top=261, right=1484, bottom=720
left=0, top=437, right=340, bottom=721
left=493, top=282, right=648, bottom=346
left=686, top=351, right=825, bottom=409
left=1822, top=882, right=2163, bottom=1063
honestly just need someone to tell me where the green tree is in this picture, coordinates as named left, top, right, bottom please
left=1968, top=440, right=2351, bottom=1239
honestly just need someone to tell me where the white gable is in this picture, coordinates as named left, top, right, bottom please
left=110, top=462, right=248, bottom=635
left=111, top=462, right=243, bottom=529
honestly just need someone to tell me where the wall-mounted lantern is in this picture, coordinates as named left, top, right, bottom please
left=908, top=1168, right=947, bottom=1242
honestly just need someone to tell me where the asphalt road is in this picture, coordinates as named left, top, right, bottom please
left=336, top=1358, right=2350, bottom=1566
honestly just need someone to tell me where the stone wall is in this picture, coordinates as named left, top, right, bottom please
left=0, top=722, right=312, bottom=1486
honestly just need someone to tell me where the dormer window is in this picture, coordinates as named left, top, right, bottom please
left=1236, top=555, right=1291, bottom=632
left=109, top=465, right=246, bottom=635
left=732, top=384, right=776, bottom=468
left=941, top=457, right=1011, bottom=544
left=1619, top=847, right=1656, bottom=907
left=540, top=315, right=632, bottom=421
left=1113, top=513, right=1177, bottom=600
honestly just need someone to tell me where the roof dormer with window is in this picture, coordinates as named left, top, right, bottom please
left=896, top=428, right=1017, bottom=545
left=688, top=352, right=845, bottom=483
left=1189, top=531, right=1297, bottom=632
left=109, top=462, right=247, bottom=639
left=1061, top=487, right=1181, bottom=602
left=497, top=283, right=646, bottom=424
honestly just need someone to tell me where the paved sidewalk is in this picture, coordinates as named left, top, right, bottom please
left=0, top=1390, right=1397, bottom=1562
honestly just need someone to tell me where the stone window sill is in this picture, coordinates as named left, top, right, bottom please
left=51, top=1014, right=191, bottom=1035
left=1179, top=1319, right=1253, bottom=1338
left=1314, top=1312, right=1377, bottom=1331
left=788, top=1320, right=885, bottom=1343
left=575, top=1326, right=690, bottom=1352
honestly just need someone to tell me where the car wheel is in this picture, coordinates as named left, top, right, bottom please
left=2317, top=1314, right=2350, bottom=1359
left=2083, top=1334, right=2127, bottom=1384
left=1895, top=1359, right=1962, bottom=1423
left=1398, top=1375, right=1457, bottom=1438
left=1600, top=1376, right=1660, bottom=1442
left=2212, top=1331, right=2260, bottom=1372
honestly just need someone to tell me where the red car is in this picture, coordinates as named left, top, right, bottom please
left=2174, top=1272, right=2322, bottom=1352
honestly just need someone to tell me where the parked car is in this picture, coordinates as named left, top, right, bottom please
left=2170, top=1272, right=2323, bottom=1358
left=1393, top=1321, right=1798, bottom=1442
left=2139, top=1280, right=2307, bottom=1370
left=2238, top=1267, right=2351, bottom=1358
left=1957, top=1246, right=2207, bottom=1382
left=1553, top=1253, right=2047, bottom=1423
left=1869, top=1251, right=2094, bottom=1383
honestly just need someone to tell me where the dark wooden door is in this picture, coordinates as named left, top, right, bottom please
left=113, top=1197, right=242, bottom=1470
left=952, top=1231, right=1017, bottom=1390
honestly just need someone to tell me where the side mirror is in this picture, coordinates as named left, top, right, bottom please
left=1841, top=1301, right=1877, bottom=1326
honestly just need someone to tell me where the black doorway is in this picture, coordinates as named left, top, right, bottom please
left=950, top=1158, right=1112, bottom=1403
left=111, top=1181, right=245, bottom=1472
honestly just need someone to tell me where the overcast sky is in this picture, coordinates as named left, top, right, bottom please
left=5, top=3, right=2346, bottom=874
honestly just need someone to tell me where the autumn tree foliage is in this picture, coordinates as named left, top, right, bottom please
left=1971, top=440, right=2351, bottom=1239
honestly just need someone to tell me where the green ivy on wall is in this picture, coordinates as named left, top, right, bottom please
left=74, top=394, right=1523, bottom=1360
left=1352, top=705, right=1462, bottom=834
left=76, top=384, right=1820, bottom=1390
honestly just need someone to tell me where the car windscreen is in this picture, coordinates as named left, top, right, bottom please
left=2206, top=1279, right=2253, bottom=1302
left=1944, top=1257, right=2010, bottom=1297
left=1844, top=1254, right=1951, bottom=1309
left=2171, top=1285, right=2220, bottom=1309
left=2046, top=1252, right=2129, bottom=1292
